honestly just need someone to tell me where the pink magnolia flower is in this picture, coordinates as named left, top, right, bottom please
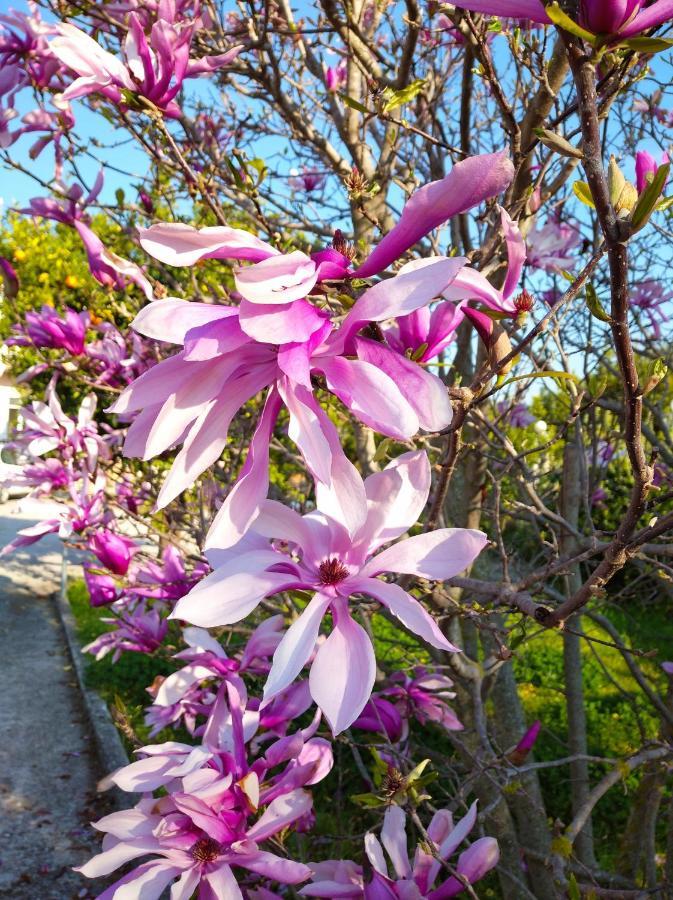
left=82, top=606, right=168, bottom=661
left=84, top=568, right=119, bottom=607
left=80, top=678, right=332, bottom=898
left=128, top=544, right=207, bottom=603
left=450, top=0, right=673, bottom=41
left=630, top=278, right=673, bottom=338
left=50, top=11, right=242, bottom=118
left=497, top=401, right=535, bottom=429
left=21, top=175, right=153, bottom=298
left=301, top=803, right=499, bottom=898
left=15, top=380, right=106, bottom=472
left=88, top=528, right=139, bottom=576
left=0, top=4, right=59, bottom=89
left=526, top=214, right=581, bottom=273
left=379, top=666, right=463, bottom=733
left=325, top=57, right=347, bottom=92
left=635, top=148, right=669, bottom=193
left=171, top=451, right=487, bottom=733
left=110, top=255, right=465, bottom=547
left=8, top=304, right=87, bottom=354
left=0, top=256, right=19, bottom=298
left=290, top=167, right=328, bottom=193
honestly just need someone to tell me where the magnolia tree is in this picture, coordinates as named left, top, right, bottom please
left=2, top=0, right=673, bottom=897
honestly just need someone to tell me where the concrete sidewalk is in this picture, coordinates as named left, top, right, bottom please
left=0, top=500, right=112, bottom=899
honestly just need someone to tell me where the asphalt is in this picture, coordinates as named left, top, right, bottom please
left=0, top=499, right=113, bottom=899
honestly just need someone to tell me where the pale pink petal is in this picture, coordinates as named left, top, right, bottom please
left=353, top=152, right=514, bottom=278
left=239, top=298, right=327, bottom=344
left=234, top=251, right=317, bottom=305
left=138, top=222, right=277, bottom=266
left=381, top=805, right=412, bottom=879
left=241, top=849, right=312, bottom=884
left=97, top=861, right=184, bottom=900
left=205, top=389, right=282, bottom=550
left=170, top=550, right=297, bottom=627
left=309, top=600, right=376, bottom=734
left=278, top=380, right=332, bottom=484
left=356, top=450, right=431, bottom=557
left=200, top=865, right=243, bottom=900
left=364, top=833, right=388, bottom=875
left=362, top=528, right=488, bottom=581
left=75, top=838, right=161, bottom=877
left=247, top=790, right=313, bottom=842
left=350, top=576, right=459, bottom=652
left=354, top=337, right=452, bottom=432
left=263, top=593, right=332, bottom=702
left=318, top=356, right=419, bottom=440
left=132, top=299, right=236, bottom=345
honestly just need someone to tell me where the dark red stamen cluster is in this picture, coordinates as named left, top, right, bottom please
left=514, top=289, right=535, bottom=312
left=332, top=228, right=357, bottom=261
left=191, top=837, right=221, bottom=863
left=319, top=557, right=349, bottom=585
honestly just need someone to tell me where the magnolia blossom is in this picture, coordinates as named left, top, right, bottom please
left=78, top=683, right=331, bottom=898
left=88, top=528, right=138, bottom=576
left=450, top=0, right=673, bottom=40
left=21, top=175, right=153, bottom=297
left=83, top=606, right=168, bottom=661
left=630, top=279, right=672, bottom=338
left=8, top=305, right=88, bottom=354
left=325, top=57, right=347, bottom=92
left=0, top=255, right=19, bottom=297
left=301, top=802, right=499, bottom=898
left=115, top=152, right=514, bottom=544
left=635, top=149, right=669, bottom=193
left=526, top=214, right=581, bottom=272
left=50, top=10, right=242, bottom=117
left=171, top=451, right=487, bottom=733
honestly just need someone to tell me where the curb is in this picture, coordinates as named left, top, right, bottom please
left=53, top=583, right=136, bottom=810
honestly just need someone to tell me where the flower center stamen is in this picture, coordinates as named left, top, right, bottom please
left=191, top=837, right=221, bottom=863
left=319, top=557, right=349, bottom=585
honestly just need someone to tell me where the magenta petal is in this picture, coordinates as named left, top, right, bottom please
left=500, top=207, right=526, bottom=301
left=449, top=0, right=551, bottom=23
left=309, top=598, right=376, bottom=734
left=619, top=0, right=673, bottom=36
left=354, top=151, right=515, bottom=278
left=138, top=222, right=278, bottom=265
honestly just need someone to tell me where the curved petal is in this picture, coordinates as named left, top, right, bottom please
left=354, top=450, right=431, bottom=559
left=170, top=550, right=297, bottom=627
left=246, top=790, right=314, bottom=843
left=500, top=206, right=525, bottom=301
left=353, top=151, right=514, bottom=278
left=234, top=251, right=317, bottom=304
left=447, top=0, right=550, bottom=23
left=620, top=1, right=673, bottom=38
left=138, top=222, right=277, bottom=266
left=205, top=388, right=282, bottom=550
left=319, top=355, right=419, bottom=439
left=263, top=593, right=332, bottom=702
left=239, top=297, right=327, bottom=344
left=352, top=576, right=459, bottom=652
left=309, top=599, right=376, bottom=734
left=354, top=337, right=452, bottom=432
left=362, top=528, right=488, bottom=581
left=381, top=805, right=412, bottom=879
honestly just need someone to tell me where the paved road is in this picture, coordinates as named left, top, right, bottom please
left=0, top=500, right=112, bottom=899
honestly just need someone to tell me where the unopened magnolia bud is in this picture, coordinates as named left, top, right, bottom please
left=489, top=322, right=514, bottom=374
